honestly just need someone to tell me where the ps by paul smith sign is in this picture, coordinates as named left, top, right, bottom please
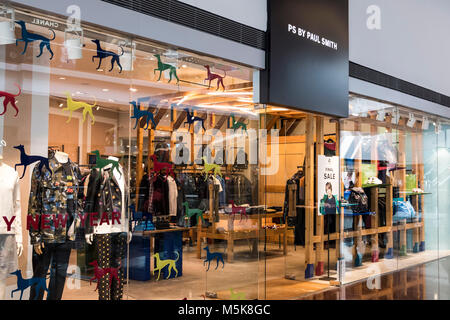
left=261, top=0, right=349, bottom=118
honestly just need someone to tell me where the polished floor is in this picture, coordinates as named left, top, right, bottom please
left=2, top=241, right=449, bottom=300
left=300, top=256, right=450, bottom=300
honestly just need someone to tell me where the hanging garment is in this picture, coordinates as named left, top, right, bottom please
left=283, top=170, right=306, bottom=246
left=167, top=176, right=178, bottom=216
left=152, top=174, right=170, bottom=216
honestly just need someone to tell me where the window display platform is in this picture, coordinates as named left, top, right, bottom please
left=2, top=245, right=443, bottom=300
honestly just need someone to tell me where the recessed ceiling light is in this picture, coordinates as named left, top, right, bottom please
left=108, top=99, right=115, bottom=102
left=129, top=88, right=138, bottom=92
left=182, top=64, right=187, bottom=68
left=59, top=103, right=63, bottom=107
left=102, top=89, right=109, bottom=92
left=59, top=77, right=66, bottom=80
left=96, top=106, right=100, bottom=110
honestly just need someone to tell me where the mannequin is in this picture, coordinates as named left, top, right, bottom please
left=28, top=151, right=82, bottom=300
left=33, top=151, right=69, bottom=256
left=54, top=151, right=69, bottom=164
left=85, top=156, right=131, bottom=300
left=0, top=155, right=23, bottom=300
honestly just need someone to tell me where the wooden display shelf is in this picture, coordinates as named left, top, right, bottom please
left=362, top=183, right=392, bottom=188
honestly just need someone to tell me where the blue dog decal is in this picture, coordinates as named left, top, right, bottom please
left=203, top=246, right=225, bottom=271
left=10, top=270, right=49, bottom=300
left=15, top=20, right=55, bottom=60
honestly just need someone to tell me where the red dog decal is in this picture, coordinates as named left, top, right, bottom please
left=150, top=154, right=174, bottom=178
left=230, top=200, right=248, bottom=221
left=0, top=84, right=21, bottom=117
left=204, top=65, right=226, bottom=91
left=89, top=260, right=121, bottom=291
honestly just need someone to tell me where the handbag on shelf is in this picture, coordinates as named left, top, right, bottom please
left=348, top=187, right=369, bottom=213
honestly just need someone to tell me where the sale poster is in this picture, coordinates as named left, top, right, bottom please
left=318, top=155, right=340, bottom=215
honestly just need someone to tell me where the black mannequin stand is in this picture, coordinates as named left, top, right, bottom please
left=319, top=213, right=336, bottom=281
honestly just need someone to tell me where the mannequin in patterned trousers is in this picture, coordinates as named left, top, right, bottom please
left=94, top=232, right=127, bottom=300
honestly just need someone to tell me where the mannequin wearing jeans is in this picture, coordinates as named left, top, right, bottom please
left=28, top=151, right=81, bottom=300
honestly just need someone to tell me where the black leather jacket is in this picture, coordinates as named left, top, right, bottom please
left=84, top=168, right=128, bottom=234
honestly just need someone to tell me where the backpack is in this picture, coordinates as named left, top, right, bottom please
left=348, top=187, right=369, bottom=213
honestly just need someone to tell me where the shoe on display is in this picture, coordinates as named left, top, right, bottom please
left=366, top=177, right=382, bottom=185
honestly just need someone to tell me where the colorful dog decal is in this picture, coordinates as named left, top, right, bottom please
left=204, top=65, right=226, bottom=91
left=229, top=288, right=246, bottom=300
left=15, top=20, right=55, bottom=59
left=182, top=201, right=205, bottom=225
left=91, top=39, right=123, bottom=73
left=230, top=113, right=248, bottom=134
left=63, top=92, right=96, bottom=124
left=153, top=251, right=179, bottom=281
left=203, top=246, right=225, bottom=271
left=0, top=84, right=21, bottom=117
left=14, top=144, right=51, bottom=179
left=184, top=108, right=206, bottom=132
left=149, top=154, right=174, bottom=178
left=153, top=54, right=179, bottom=84
left=202, top=156, right=222, bottom=180
left=130, top=101, right=157, bottom=130
left=89, top=260, right=121, bottom=291
left=10, top=270, right=49, bottom=300
left=230, top=200, right=248, bottom=221
left=91, top=150, right=121, bottom=177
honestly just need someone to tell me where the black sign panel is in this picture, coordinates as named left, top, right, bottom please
left=261, top=0, right=349, bottom=117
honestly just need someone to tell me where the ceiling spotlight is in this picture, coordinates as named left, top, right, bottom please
left=102, top=89, right=109, bottom=92
left=422, top=116, right=429, bottom=130
left=129, top=88, right=138, bottom=92
left=96, top=106, right=100, bottom=111
left=59, top=103, right=63, bottom=107
left=406, top=112, right=416, bottom=128
left=391, top=109, right=400, bottom=124
left=435, top=121, right=441, bottom=134
left=376, top=110, right=386, bottom=122
left=59, top=77, right=66, bottom=80
left=182, top=64, right=187, bottom=68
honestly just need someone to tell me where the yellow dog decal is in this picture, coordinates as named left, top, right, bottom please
left=63, top=91, right=96, bottom=124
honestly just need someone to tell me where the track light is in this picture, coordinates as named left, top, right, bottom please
left=406, top=112, right=416, bottom=128
left=376, top=109, right=386, bottom=121
left=422, top=117, right=429, bottom=130
left=0, top=6, right=15, bottom=45
left=391, top=109, right=400, bottom=124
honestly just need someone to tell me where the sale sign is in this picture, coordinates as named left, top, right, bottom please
left=318, top=155, right=340, bottom=215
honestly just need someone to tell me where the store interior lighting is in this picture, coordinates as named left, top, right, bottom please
left=422, top=116, right=429, bottom=130
left=407, top=112, right=416, bottom=128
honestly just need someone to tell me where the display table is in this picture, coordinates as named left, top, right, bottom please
left=196, top=212, right=287, bottom=262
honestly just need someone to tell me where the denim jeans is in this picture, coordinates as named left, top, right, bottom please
left=30, top=241, right=71, bottom=300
